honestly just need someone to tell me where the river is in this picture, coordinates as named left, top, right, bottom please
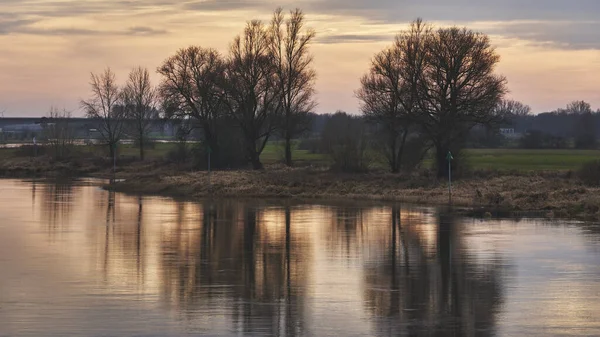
left=0, top=179, right=598, bottom=336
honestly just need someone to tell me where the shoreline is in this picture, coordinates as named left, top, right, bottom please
left=1, top=156, right=598, bottom=222
left=103, top=166, right=599, bottom=222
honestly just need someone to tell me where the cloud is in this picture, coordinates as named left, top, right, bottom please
left=3, top=0, right=600, bottom=50
left=0, top=21, right=168, bottom=37
left=126, top=26, right=168, bottom=36
left=304, top=0, right=600, bottom=22
left=316, top=33, right=393, bottom=44
left=482, top=21, right=600, bottom=50
left=183, top=0, right=265, bottom=12
left=301, top=0, right=600, bottom=50
left=0, top=18, right=36, bottom=35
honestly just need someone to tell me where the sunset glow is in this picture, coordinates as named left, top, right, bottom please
left=2, top=0, right=600, bottom=116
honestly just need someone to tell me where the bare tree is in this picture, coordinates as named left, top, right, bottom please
left=494, top=99, right=531, bottom=118
left=270, top=8, right=317, bottom=166
left=158, top=47, right=227, bottom=162
left=416, top=25, right=507, bottom=177
left=81, top=68, right=125, bottom=158
left=564, top=100, right=596, bottom=149
left=42, top=106, right=75, bottom=159
left=122, top=66, right=158, bottom=160
left=357, top=19, right=430, bottom=173
left=224, top=20, right=280, bottom=170
left=566, top=100, right=592, bottom=115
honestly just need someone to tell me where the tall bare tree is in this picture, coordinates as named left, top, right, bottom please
left=357, top=19, right=430, bottom=173
left=224, top=20, right=280, bottom=170
left=122, top=66, right=158, bottom=161
left=81, top=68, right=125, bottom=158
left=270, top=8, right=317, bottom=166
left=416, top=26, right=507, bottom=177
left=158, top=47, right=227, bottom=161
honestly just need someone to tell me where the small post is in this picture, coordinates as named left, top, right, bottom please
left=207, top=145, right=212, bottom=192
left=33, top=136, right=37, bottom=157
left=447, top=150, right=453, bottom=205
left=112, top=142, right=117, bottom=183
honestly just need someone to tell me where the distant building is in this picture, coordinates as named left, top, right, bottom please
left=499, top=128, right=521, bottom=139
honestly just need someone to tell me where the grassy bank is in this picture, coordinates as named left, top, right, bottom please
left=104, top=165, right=600, bottom=221
left=2, top=144, right=600, bottom=221
left=3, top=143, right=600, bottom=170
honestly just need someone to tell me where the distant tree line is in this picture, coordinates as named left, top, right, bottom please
left=465, top=100, right=600, bottom=150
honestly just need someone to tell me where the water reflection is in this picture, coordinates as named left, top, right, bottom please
left=38, top=181, right=75, bottom=234
left=158, top=202, right=310, bottom=336
left=362, top=209, right=506, bottom=336
left=0, top=179, right=599, bottom=336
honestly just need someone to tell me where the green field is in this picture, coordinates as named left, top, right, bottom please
left=260, top=142, right=327, bottom=164
left=261, top=143, right=600, bottom=170
left=460, top=149, right=600, bottom=170
left=2, top=141, right=600, bottom=171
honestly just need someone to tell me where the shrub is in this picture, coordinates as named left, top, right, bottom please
left=191, top=126, right=247, bottom=170
left=320, top=112, right=370, bottom=172
left=165, top=142, right=189, bottom=164
left=400, top=135, right=430, bottom=172
left=13, top=145, right=48, bottom=157
left=578, top=160, right=600, bottom=186
left=448, top=147, right=472, bottom=179
left=133, top=138, right=156, bottom=149
left=297, top=138, right=321, bottom=154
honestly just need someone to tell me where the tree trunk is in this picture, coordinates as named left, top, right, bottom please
left=139, top=134, right=145, bottom=161
left=396, top=130, right=409, bottom=173
left=250, top=151, right=263, bottom=170
left=284, top=135, right=292, bottom=167
left=244, top=133, right=263, bottom=170
left=389, top=133, right=398, bottom=173
left=435, top=144, right=450, bottom=178
left=204, top=124, right=219, bottom=169
left=108, top=142, right=115, bottom=160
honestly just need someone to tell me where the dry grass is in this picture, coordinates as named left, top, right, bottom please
left=105, top=164, right=600, bottom=221
left=2, top=153, right=598, bottom=221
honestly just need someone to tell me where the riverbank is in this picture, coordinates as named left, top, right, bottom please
left=104, top=165, right=600, bottom=221
left=0, top=155, right=179, bottom=179
left=1, top=155, right=598, bottom=221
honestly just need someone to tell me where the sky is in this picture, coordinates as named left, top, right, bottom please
left=1, top=0, right=600, bottom=117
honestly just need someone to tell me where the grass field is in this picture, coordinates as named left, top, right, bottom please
left=2, top=141, right=600, bottom=171
left=461, top=149, right=600, bottom=170
left=261, top=143, right=600, bottom=171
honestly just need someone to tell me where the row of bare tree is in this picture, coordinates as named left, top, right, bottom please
left=81, top=67, right=158, bottom=160
left=79, top=9, right=543, bottom=176
left=82, top=8, right=316, bottom=170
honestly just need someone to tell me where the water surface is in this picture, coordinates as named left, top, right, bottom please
left=0, top=179, right=599, bottom=336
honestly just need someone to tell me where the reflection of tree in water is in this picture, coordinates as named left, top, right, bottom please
left=37, top=181, right=75, bottom=234
left=97, top=191, right=151, bottom=286
left=160, top=201, right=310, bottom=336
left=326, top=206, right=366, bottom=258
left=363, top=207, right=506, bottom=336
